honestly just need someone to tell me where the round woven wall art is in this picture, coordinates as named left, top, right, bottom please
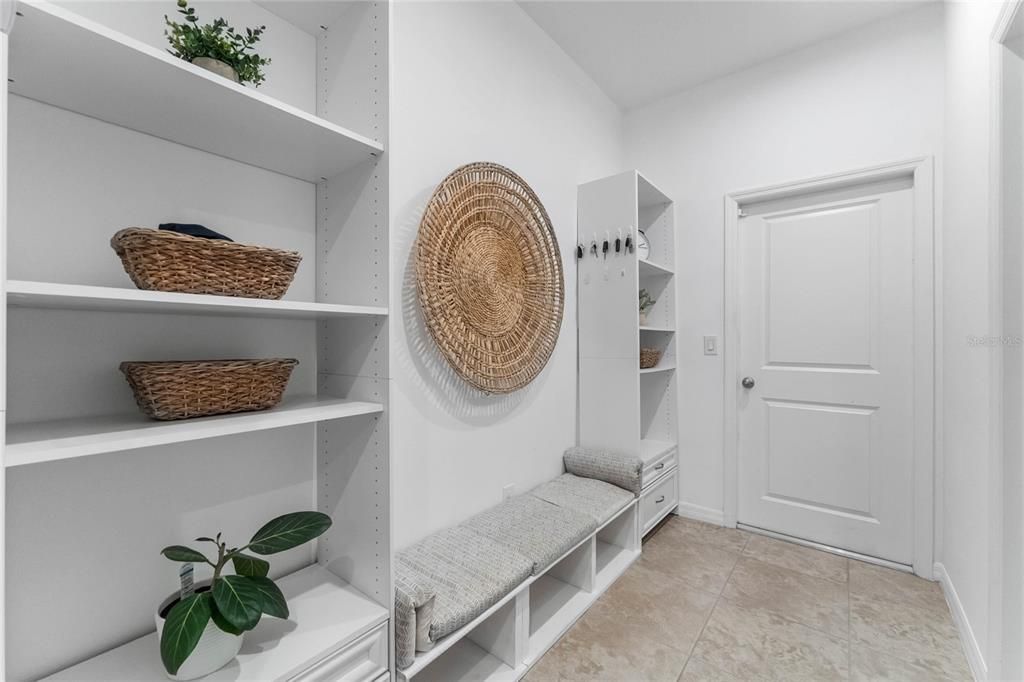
left=416, top=162, right=564, bottom=394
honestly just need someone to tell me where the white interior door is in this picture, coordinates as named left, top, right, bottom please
left=737, top=176, right=915, bottom=564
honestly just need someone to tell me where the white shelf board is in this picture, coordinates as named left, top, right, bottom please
left=527, top=575, right=592, bottom=660
left=6, top=396, right=383, bottom=467
left=7, top=280, right=387, bottom=320
left=639, top=364, right=676, bottom=375
left=639, top=439, right=676, bottom=464
left=639, top=259, right=674, bottom=278
left=639, top=325, right=675, bottom=333
left=45, top=564, right=388, bottom=681
left=9, top=1, right=383, bottom=182
left=595, top=541, right=638, bottom=591
left=410, top=638, right=522, bottom=682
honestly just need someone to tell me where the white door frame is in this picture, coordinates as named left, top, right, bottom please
left=722, top=157, right=936, bottom=579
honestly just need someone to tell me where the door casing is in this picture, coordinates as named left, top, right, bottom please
left=723, top=157, right=936, bottom=579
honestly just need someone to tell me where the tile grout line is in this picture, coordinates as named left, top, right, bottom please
left=676, top=528, right=751, bottom=679
left=722, top=550, right=852, bottom=643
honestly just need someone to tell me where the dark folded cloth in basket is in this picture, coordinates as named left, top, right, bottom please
left=159, top=223, right=233, bottom=241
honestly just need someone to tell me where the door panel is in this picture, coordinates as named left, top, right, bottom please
left=764, top=399, right=875, bottom=516
left=765, top=203, right=876, bottom=368
left=738, top=181, right=914, bottom=564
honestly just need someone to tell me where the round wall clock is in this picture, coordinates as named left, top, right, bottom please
left=637, top=230, right=651, bottom=261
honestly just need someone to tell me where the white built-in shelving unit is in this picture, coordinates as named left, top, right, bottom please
left=577, top=170, right=680, bottom=537
left=1, top=1, right=391, bottom=679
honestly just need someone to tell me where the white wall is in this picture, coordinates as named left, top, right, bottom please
left=941, top=1, right=1006, bottom=678
left=388, top=1, right=623, bottom=549
left=622, top=4, right=946, bottom=522
left=999, top=23, right=1024, bottom=682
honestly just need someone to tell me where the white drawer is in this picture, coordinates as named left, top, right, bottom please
left=641, top=447, right=677, bottom=489
left=640, top=468, right=678, bottom=535
left=288, top=623, right=389, bottom=682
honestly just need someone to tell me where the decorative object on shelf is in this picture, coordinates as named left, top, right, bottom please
left=120, top=358, right=298, bottom=420
left=640, top=347, right=663, bottom=369
left=639, top=288, right=656, bottom=326
left=111, top=228, right=301, bottom=299
left=636, top=230, right=650, bottom=261
left=164, top=0, right=271, bottom=87
left=159, top=222, right=233, bottom=241
left=157, top=511, right=333, bottom=679
left=416, top=162, right=564, bottom=394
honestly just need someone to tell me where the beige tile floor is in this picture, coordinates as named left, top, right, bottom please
left=526, top=516, right=972, bottom=681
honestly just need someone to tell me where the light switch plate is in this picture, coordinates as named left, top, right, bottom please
left=704, top=335, right=718, bottom=355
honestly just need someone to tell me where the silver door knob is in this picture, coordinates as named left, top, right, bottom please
left=742, top=376, right=756, bottom=389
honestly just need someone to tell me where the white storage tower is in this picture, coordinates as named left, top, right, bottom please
left=577, top=170, right=680, bottom=537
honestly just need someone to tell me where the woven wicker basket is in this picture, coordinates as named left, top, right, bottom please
left=120, top=359, right=298, bottom=421
left=111, top=228, right=301, bottom=299
left=640, top=348, right=663, bottom=369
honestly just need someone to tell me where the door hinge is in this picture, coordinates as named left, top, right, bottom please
left=737, top=208, right=748, bottom=218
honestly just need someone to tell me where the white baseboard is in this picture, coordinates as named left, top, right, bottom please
left=673, top=501, right=726, bottom=526
left=934, top=562, right=986, bottom=681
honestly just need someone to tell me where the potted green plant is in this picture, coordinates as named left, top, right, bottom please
left=157, top=511, right=332, bottom=680
left=164, top=0, right=271, bottom=86
left=639, top=288, right=656, bottom=326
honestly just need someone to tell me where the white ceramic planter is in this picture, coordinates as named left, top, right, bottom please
left=191, top=57, right=240, bottom=84
left=156, top=588, right=243, bottom=681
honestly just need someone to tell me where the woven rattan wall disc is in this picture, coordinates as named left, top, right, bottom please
left=416, top=162, right=564, bottom=394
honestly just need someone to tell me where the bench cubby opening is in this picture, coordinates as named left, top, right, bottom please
left=595, top=502, right=641, bottom=591
left=527, top=536, right=596, bottom=661
left=412, top=591, right=527, bottom=682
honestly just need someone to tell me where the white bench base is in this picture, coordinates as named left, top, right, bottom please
left=400, top=499, right=641, bottom=681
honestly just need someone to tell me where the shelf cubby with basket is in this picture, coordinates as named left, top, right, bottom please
left=578, top=170, right=680, bottom=539
left=1, top=1, right=392, bottom=680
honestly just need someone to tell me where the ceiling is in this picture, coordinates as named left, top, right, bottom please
left=519, top=1, right=930, bottom=110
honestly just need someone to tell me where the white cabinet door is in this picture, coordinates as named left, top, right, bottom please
left=738, top=179, right=915, bottom=564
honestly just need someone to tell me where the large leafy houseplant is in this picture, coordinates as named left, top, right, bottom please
left=159, top=511, right=332, bottom=675
left=164, top=0, right=271, bottom=87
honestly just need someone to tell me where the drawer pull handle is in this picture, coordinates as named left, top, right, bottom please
left=654, top=463, right=665, bottom=470
left=655, top=495, right=665, bottom=504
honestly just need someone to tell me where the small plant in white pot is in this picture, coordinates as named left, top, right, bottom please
left=164, top=0, right=271, bottom=86
left=157, top=511, right=332, bottom=680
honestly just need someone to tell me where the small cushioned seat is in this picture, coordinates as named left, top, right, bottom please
left=530, top=473, right=635, bottom=525
left=464, top=493, right=597, bottom=575
left=394, top=526, right=533, bottom=669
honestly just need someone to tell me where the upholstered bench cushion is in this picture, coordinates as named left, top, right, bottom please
left=394, top=526, right=533, bottom=669
left=563, top=445, right=643, bottom=494
left=530, top=473, right=635, bottom=525
left=464, top=493, right=597, bottom=575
